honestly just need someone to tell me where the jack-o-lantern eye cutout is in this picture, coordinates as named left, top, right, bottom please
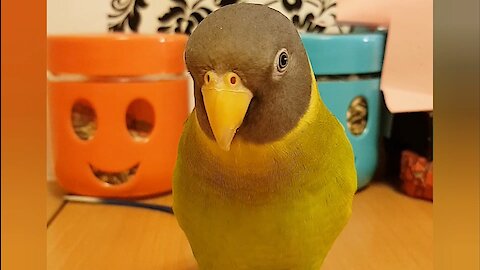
left=347, top=96, right=368, bottom=136
left=71, top=99, right=97, bottom=141
left=126, top=99, right=155, bottom=142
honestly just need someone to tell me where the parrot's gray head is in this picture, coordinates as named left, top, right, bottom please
left=185, top=3, right=312, bottom=150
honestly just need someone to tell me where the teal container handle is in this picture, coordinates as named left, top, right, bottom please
left=301, top=32, right=387, bottom=75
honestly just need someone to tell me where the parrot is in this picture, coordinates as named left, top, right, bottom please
left=173, top=3, right=357, bottom=270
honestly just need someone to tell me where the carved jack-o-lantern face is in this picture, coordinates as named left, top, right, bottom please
left=50, top=81, right=188, bottom=198
left=72, top=98, right=155, bottom=185
left=47, top=34, right=189, bottom=198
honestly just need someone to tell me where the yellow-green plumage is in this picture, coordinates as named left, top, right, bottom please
left=173, top=72, right=357, bottom=269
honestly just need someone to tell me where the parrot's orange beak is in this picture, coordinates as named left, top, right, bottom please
left=201, top=71, right=253, bottom=151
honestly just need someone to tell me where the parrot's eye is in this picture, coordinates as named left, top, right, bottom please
left=274, top=48, right=289, bottom=75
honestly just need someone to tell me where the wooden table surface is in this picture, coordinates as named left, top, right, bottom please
left=47, top=180, right=433, bottom=270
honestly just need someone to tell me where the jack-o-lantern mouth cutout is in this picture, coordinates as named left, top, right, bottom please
left=89, top=163, right=139, bottom=185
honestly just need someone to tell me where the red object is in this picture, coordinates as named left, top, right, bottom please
left=399, top=150, right=433, bottom=200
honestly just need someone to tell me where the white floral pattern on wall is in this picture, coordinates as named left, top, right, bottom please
left=107, top=0, right=351, bottom=34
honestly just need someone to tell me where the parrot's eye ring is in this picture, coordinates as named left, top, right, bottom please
left=274, top=48, right=289, bottom=75
left=279, top=53, right=288, bottom=69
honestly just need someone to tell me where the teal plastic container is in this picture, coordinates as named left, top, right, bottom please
left=301, top=32, right=387, bottom=189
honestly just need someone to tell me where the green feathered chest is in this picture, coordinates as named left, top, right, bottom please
left=173, top=109, right=356, bottom=270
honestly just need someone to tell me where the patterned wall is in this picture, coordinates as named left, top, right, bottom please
left=107, top=0, right=351, bottom=34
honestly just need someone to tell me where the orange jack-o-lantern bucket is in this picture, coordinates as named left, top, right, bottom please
left=47, top=34, right=189, bottom=198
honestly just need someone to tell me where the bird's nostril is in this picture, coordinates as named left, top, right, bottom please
left=204, top=72, right=211, bottom=83
left=230, top=76, right=237, bottom=85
